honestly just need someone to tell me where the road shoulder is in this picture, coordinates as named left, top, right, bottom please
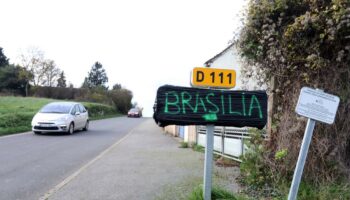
left=46, top=119, right=240, bottom=200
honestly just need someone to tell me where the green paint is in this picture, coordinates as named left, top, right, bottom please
left=206, top=93, right=219, bottom=114
left=164, top=91, right=181, bottom=114
left=181, top=91, right=195, bottom=114
left=163, top=91, right=264, bottom=120
left=221, top=92, right=225, bottom=115
left=242, top=93, right=246, bottom=116
left=202, top=113, right=218, bottom=121
left=228, top=94, right=242, bottom=115
left=248, top=94, right=263, bottom=119
left=194, top=93, right=207, bottom=113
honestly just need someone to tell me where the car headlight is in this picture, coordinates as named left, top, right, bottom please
left=31, top=115, right=38, bottom=125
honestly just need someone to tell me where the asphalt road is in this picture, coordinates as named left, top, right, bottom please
left=0, top=116, right=146, bottom=200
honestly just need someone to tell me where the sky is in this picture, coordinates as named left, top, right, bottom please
left=0, top=0, right=247, bottom=117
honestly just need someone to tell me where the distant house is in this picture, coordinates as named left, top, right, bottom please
left=204, top=43, right=241, bottom=87
left=204, top=43, right=260, bottom=90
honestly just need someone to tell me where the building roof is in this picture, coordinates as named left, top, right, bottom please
left=204, top=43, right=235, bottom=67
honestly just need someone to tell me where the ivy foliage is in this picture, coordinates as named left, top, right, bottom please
left=237, top=0, right=350, bottom=184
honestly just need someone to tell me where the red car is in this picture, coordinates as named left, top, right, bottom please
left=127, top=108, right=142, bottom=118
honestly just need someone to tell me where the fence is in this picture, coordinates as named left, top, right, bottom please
left=196, top=126, right=252, bottom=162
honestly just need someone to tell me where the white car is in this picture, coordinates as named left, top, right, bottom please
left=31, top=102, right=89, bottom=134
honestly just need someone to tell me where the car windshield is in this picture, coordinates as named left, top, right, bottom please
left=40, top=103, right=72, bottom=114
left=130, top=109, right=139, bottom=112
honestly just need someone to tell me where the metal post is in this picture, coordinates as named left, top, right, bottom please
left=222, top=127, right=225, bottom=155
left=203, top=125, right=214, bottom=200
left=288, top=118, right=316, bottom=200
left=241, top=130, right=244, bottom=156
left=196, top=126, right=199, bottom=146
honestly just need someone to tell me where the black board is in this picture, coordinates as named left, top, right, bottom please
left=153, top=85, right=268, bottom=129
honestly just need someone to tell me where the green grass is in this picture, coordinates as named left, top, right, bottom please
left=179, top=141, right=189, bottom=148
left=155, top=177, right=203, bottom=200
left=188, top=185, right=248, bottom=200
left=273, top=181, right=350, bottom=200
left=0, top=96, right=121, bottom=136
left=192, top=144, right=205, bottom=153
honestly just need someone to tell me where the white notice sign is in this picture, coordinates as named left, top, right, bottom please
left=296, top=87, right=340, bottom=124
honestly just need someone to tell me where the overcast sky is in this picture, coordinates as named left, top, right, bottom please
left=0, top=0, right=247, bottom=117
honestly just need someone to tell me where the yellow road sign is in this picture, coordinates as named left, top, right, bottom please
left=191, top=67, right=236, bottom=88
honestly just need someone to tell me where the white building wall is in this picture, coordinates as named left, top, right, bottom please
left=208, top=49, right=242, bottom=89
left=208, top=48, right=259, bottom=90
left=184, top=127, right=189, bottom=142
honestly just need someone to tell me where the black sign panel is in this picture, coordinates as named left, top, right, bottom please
left=153, top=85, right=268, bottom=129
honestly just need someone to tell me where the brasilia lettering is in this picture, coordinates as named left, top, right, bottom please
left=164, top=91, right=263, bottom=119
left=153, top=85, right=268, bottom=129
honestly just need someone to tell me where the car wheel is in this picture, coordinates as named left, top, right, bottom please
left=83, top=120, right=89, bottom=131
left=34, top=131, right=41, bottom=134
left=67, top=123, right=74, bottom=135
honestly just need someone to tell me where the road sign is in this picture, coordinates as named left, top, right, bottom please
left=191, top=67, right=236, bottom=88
left=154, top=67, right=259, bottom=200
left=153, top=85, right=267, bottom=129
left=288, top=88, right=340, bottom=200
left=295, top=87, right=340, bottom=124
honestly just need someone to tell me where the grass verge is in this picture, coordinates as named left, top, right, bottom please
left=188, top=185, right=248, bottom=200
left=179, top=141, right=189, bottom=148
left=192, top=144, right=205, bottom=153
left=0, top=96, right=121, bottom=136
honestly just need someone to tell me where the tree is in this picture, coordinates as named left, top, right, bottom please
left=0, top=48, right=32, bottom=95
left=112, top=83, right=122, bottom=90
left=0, top=47, right=9, bottom=67
left=237, top=0, right=350, bottom=185
left=82, top=62, right=108, bottom=89
left=18, top=66, right=33, bottom=96
left=110, top=87, right=133, bottom=114
left=41, top=59, right=61, bottom=87
left=19, top=47, right=46, bottom=86
left=57, top=71, right=67, bottom=88
left=0, top=65, right=29, bottom=95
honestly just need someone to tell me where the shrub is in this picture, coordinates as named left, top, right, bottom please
left=109, top=88, right=133, bottom=114
left=28, top=85, right=134, bottom=114
left=239, top=129, right=272, bottom=189
left=83, top=102, right=118, bottom=119
left=30, top=86, right=83, bottom=100
left=237, top=0, right=350, bottom=185
left=274, top=149, right=288, bottom=161
left=0, top=112, right=33, bottom=128
left=275, top=181, right=350, bottom=200
left=0, top=112, right=33, bottom=135
left=238, top=129, right=350, bottom=199
left=179, top=141, right=189, bottom=148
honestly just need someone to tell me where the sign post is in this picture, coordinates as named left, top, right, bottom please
left=287, top=118, right=316, bottom=200
left=193, top=67, right=235, bottom=200
left=288, top=87, right=340, bottom=200
left=203, top=125, right=214, bottom=200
